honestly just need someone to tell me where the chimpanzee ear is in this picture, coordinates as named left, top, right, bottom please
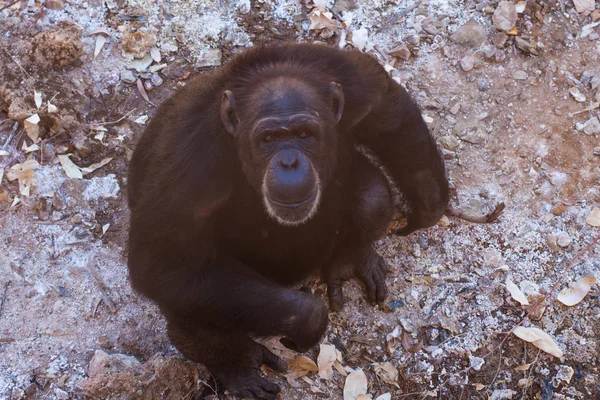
left=220, top=90, right=238, bottom=135
left=328, top=82, right=344, bottom=123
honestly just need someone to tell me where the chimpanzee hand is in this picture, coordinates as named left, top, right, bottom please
left=325, top=247, right=389, bottom=312
left=211, top=339, right=287, bottom=400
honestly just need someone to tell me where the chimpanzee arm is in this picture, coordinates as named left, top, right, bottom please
left=353, top=77, right=449, bottom=236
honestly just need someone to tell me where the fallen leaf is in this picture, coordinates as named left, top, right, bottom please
left=375, top=394, right=391, bottom=400
left=288, top=355, right=318, bottom=372
left=34, top=90, right=42, bottom=109
left=317, top=344, right=337, bottom=380
left=81, top=157, right=113, bottom=175
left=150, top=46, right=161, bottom=62
left=136, top=78, right=156, bottom=106
left=48, top=101, right=58, bottom=113
left=309, top=10, right=339, bottom=31
left=134, top=115, right=149, bottom=125
left=574, top=0, right=595, bottom=13
left=585, top=207, right=600, bottom=227
left=386, top=326, right=401, bottom=355
left=94, top=34, right=107, bottom=58
left=6, top=159, right=39, bottom=196
left=23, top=143, right=40, bottom=153
left=472, top=383, right=486, bottom=390
left=24, top=114, right=41, bottom=143
left=512, top=326, right=563, bottom=358
left=372, top=362, right=399, bottom=388
left=57, top=154, right=83, bottom=179
left=0, top=189, right=11, bottom=202
left=356, top=395, right=372, bottom=400
left=313, top=0, right=328, bottom=12
left=506, top=277, right=530, bottom=305
left=333, top=360, right=348, bottom=376
left=343, top=369, right=368, bottom=400
left=517, top=377, right=531, bottom=388
left=102, top=223, right=110, bottom=235
left=515, top=363, right=532, bottom=371
left=401, top=331, right=424, bottom=353
left=557, top=275, right=596, bottom=306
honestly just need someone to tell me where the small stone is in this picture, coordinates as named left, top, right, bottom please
left=120, top=69, right=136, bottom=84
left=469, top=356, right=485, bottom=371
left=490, top=389, right=515, bottom=400
left=450, top=19, right=487, bottom=48
left=442, top=148, right=456, bottom=160
left=389, top=43, right=411, bottom=61
left=437, top=215, right=451, bottom=227
left=592, top=9, right=600, bottom=22
left=554, top=365, right=574, bottom=385
left=439, top=135, right=460, bottom=150
left=150, top=72, right=163, bottom=87
left=582, top=117, right=600, bottom=135
left=515, top=1, right=526, bottom=13
left=492, top=32, right=508, bottom=48
left=546, top=233, right=558, bottom=250
left=569, top=87, right=587, bottom=103
left=512, top=70, right=528, bottom=80
left=494, top=50, right=506, bottom=63
left=585, top=207, right=600, bottom=226
left=573, top=0, right=595, bottom=13
left=55, top=388, right=69, bottom=400
left=449, top=103, right=461, bottom=115
left=128, top=54, right=153, bottom=72
left=332, top=0, right=357, bottom=13
left=557, top=232, right=572, bottom=248
left=514, top=37, right=538, bottom=55
left=143, top=80, right=154, bottom=92
left=405, top=34, right=420, bottom=45
left=24, top=384, right=37, bottom=396
left=44, top=0, right=64, bottom=9
left=196, top=48, right=222, bottom=68
left=460, top=55, right=475, bottom=71
left=550, top=202, right=566, bottom=216
left=594, top=147, right=600, bottom=155
left=493, top=1, right=518, bottom=32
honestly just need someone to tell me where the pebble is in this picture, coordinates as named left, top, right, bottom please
left=493, top=1, right=518, bottom=32
left=405, top=34, right=420, bottom=45
left=450, top=19, right=487, bottom=48
left=442, top=149, right=456, bottom=160
left=592, top=9, right=600, bottom=22
left=389, top=43, right=411, bottom=61
left=120, top=69, right=136, bottom=84
left=44, top=0, right=64, bottom=9
left=492, top=32, right=509, bottom=48
left=514, top=37, right=538, bottom=55
left=482, top=45, right=497, bottom=59
left=574, top=0, right=595, bottom=13
left=490, top=389, right=516, bottom=400
left=151, top=72, right=164, bottom=87
left=550, top=202, right=567, bottom=215
left=128, top=54, right=153, bottom=72
left=594, top=146, right=600, bottom=155
left=449, top=103, right=461, bottom=115
left=546, top=233, right=558, bottom=250
left=557, top=232, right=572, bottom=248
left=143, top=79, right=154, bottom=92
left=569, top=87, right=587, bottom=103
left=553, top=365, right=574, bottom=386
left=512, top=70, right=528, bottom=80
left=460, top=55, right=475, bottom=71
left=582, top=117, right=600, bottom=135
left=196, top=48, right=222, bottom=68
left=55, top=388, right=69, bottom=400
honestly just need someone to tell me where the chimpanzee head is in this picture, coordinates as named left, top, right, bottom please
left=220, top=76, right=344, bottom=226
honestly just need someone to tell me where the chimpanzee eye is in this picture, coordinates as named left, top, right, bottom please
left=297, top=132, right=310, bottom=139
left=263, top=134, right=276, bottom=143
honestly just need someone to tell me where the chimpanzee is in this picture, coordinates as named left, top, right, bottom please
left=127, top=43, right=448, bottom=399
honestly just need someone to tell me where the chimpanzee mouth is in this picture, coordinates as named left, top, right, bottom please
left=263, top=184, right=321, bottom=227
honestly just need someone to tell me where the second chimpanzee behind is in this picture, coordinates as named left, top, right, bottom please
left=127, top=43, right=448, bottom=399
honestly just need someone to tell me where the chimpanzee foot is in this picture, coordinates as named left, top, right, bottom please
left=211, top=340, right=287, bottom=400
left=325, top=247, right=389, bottom=312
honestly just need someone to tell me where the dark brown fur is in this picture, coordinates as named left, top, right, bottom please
left=127, top=43, right=448, bottom=399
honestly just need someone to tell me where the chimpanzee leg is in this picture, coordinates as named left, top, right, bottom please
left=324, top=154, right=394, bottom=311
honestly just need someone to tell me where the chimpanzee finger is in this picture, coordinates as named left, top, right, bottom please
left=261, top=346, right=287, bottom=373
left=279, top=337, right=299, bottom=352
left=373, top=269, right=388, bottom=304
left=395, top=225, right=417, bottom=236
left=326, top=277, right=344, bottom=312
left=299, top=285, right=312, bottom=293
left=379, top=257, right=390, bottom=274
left=250, top=382, right=279, bottom=400
left=361, top=274, right=377, bottom=304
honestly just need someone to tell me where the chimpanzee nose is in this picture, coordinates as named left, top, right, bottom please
left=279, top=150, right=299, bottom=169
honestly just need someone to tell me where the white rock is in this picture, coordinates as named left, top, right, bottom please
left=557, top=232, right=572, bottom=248
left=574, top=0, right=595, bottom=13
left=569, top=87, right=587, bottom=102
left=493, top=1, right=518, bottom=32
left=460, top=55, right=475, bottom=71
left=196, top=49, right=222, bottom=68
left=582, top=117, right=600, bottom=135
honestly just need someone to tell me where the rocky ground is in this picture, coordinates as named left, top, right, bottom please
left=1, top=0, right=600, bottom=399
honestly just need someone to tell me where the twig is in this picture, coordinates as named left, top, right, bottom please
left=86, top=264, right=117, bottom=313
left=0, top=0, right=19, bottom=12
left=3, top=49, right=31, bottom=78
left=0, top=281, right=12, bottom=320
left=2, top=121, right=19, bottom=150
left=447, top=202, right=505, bottom=224
left=83, top=108, right=136, bottom=127
left=572, top=102, right=599, bottom=116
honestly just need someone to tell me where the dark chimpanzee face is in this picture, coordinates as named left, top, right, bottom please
left=220, top=77, right=344, bottom=226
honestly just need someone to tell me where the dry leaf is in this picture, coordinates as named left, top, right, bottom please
left=0, top=168, right=4, bottom=183
left=136, top=78, right=156, bottom=106
left=372, top=362, right=399, bottom=388
left=375, top=394, right=391, bottom=400
left=0, top=189, right=11, bottom=203
left=517, top=378, right=531, bottom=388
left=24, top=114, right=41, bottom=143
left=288, top=355, right=318, bottom=372
left=81, top=157, right=113, bottom=175
left=23, top=143, right=40, bottom=153
left=585, top=207, right=600, bottom=227
left=309, top=10, right=339, bottom=31
left=352, top=27, right=369, bottom=51
left=506, top=277, right=530, bottom=305
left=94, top=35, right=108, bottom=58
left=557, top=275, right=596, bottom=306
left=317, top=344, right=337, bottom=379
left=515, top=363, right=532, bottom=371
left=150, top=46, right=161, bottom=62
left=34, top=90, right=42, bottom=109
left=134, top=115, right=149, bottom=125
left=333, top=360, right=348, bottom=376
left=48, top=101, right=58, bottom=113
left=512, top=326, right=563, bottom=358
left=356, top=395, right=372, bottom=400
left=57, top=154, right=83, bottom=179
left=6, top=159, right=39, bottom=196
left=343, top=369, right=368, bottom=400
left=472, top=383, right=486, bottom=390
left=102, top=223, right=110, bottom=235
left=386, top=326, right=401, bottom=355
left=313, top=0, right=327, bottom=11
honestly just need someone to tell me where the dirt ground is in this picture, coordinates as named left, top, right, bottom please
left=1, top=0, right=600, bottom=399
